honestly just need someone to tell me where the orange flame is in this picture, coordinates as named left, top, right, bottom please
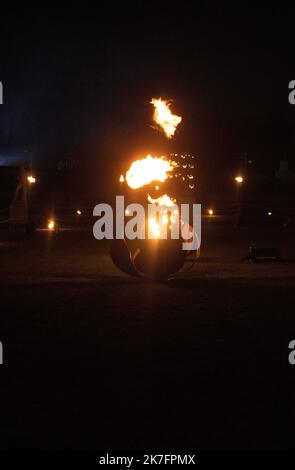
left=149, top=218, right=161, bottom=238
left=151, top=98, right=182, bottom=139
left=48, top=219, right=55, bottom=231
left=125, top=155, right=176, bottom=189
left=148, top=193, right=179, bottom=239
left=147, top=194, right=176, bottom=207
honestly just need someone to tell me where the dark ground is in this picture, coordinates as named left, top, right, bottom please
left=0, top=221, right=295, bottom=449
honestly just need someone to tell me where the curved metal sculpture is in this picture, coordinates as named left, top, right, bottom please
left=110, top=235, right=199, bottom=281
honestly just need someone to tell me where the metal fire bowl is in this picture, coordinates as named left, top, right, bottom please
left=110, top=238, right=186, bottom=281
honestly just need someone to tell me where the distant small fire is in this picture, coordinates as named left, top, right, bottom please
left=150, top=98, right=182, bottom=139
left=48, top=219, right=55, bottom=231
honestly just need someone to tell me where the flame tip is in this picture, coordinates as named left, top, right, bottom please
left=150, top=97, right=182, bottom=139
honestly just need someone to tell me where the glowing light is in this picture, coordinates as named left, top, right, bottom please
left=208, top=209, right=214, bottom=216
left=147, top=194, right=180, bottom=237
left=147, top=194, right=176, bottom=207
left=76, top=210, right=82, bottom=215
left=149, top=218, right=161, bottom=238
left=116, top=95, right=190, bottom=247
left=27, top=175, right=36, bottom=184
left=235, top=175, right=244, bottom=184
left=125, top=155, right=176, bottom=189
left=150, top=98, right=182, bottom=138
left=48, top=219, right=55, bottom=231
left=268, top=211, right=272, bottom=216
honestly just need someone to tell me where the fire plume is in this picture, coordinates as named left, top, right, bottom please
left=125, top=155, right=176, bottom=189
left=151, top=98, right=182, bottom=139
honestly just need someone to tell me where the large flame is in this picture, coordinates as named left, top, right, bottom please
left=125, top=155, right=176, bottom=189
left=151, top=98, right=182, bottom=139
left=119, top=97, right=186, bottom=242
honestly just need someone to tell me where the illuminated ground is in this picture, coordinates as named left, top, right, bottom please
left=0, top=223, right=295, bottom=449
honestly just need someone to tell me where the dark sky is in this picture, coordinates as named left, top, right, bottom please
left=0, top=5, right=295, bottom=171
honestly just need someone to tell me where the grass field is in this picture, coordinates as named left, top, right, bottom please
left=0, top=222, right=295, bottom=449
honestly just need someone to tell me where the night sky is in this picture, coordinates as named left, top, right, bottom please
left=0, top=5, right=295, bottom=173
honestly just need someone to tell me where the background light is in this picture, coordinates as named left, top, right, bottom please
left=48, top=219, right=55, bottom=231
left=235, top=175, right=244, bottom=184
left=27, top=175, right=36, bottom=184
